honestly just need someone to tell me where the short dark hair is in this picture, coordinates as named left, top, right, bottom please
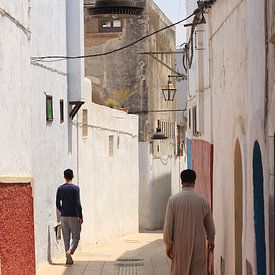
left=181, top=169, right=196, bottom=184
left=64, top=169, right=74, bottom=180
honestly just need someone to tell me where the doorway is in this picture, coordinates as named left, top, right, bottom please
left=253, top=141, right=266, bottom=274
left=234, top=140, right=243, bottom=275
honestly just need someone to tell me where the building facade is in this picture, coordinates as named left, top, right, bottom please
left=78, top=79, right=139, bottom=247
left=185, top=0, right=213, bottom=208
left=84, top=0, right=176, bottom=144
left=185, top=0, right=275, bottom=274
left=84, top=0, right=179, bottom=230
left=30, top=0, right=84, bottom=264
left=0, top=1, right=35, bottom=274
left=0, top=0, right=84, bottom=272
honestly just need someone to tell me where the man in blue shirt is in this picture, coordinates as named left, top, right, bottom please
left=56, top=169, right=83, bottom=265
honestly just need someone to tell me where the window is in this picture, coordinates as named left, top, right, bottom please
left=60, top=100, right=64, bottom=123
left=117, top=135, right=120, bottom=150
left=82, top=109, right=88, bottom=137
left=188, top=109, right=191, bottom=129
left=99, top=19, right=122, bottom=32
left=46, top=95, right=53, bottom=122
left=109, top=135, right=114, bottom=157
left=113, top=20, right=122, bottom=28
left=102, top=21, right=111, bottom=28
left=192, top=106, right=197, bottom=136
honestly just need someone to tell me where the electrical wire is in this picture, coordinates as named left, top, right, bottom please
left=31, top=11, right=197, bottom=62
left=182, top=2, right=208, bottom=71
left=182, top=11, right=205, bottom=71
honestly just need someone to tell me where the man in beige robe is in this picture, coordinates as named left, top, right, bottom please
left=163, top=169, right=215, bottom=275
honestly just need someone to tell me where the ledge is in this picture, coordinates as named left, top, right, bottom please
left=0, top=176, right=34, bottom=184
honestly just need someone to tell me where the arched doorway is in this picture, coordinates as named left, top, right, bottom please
left=253, top=141, right=266, bottom=274
left=234, top=140, right=243, bottom=275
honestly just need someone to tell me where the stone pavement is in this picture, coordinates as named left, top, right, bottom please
left=37, top=233, right=171, bottom=275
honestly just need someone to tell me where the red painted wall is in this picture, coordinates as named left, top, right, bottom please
left=191, top=139, right=214, bottom=274
left=191, top=139, right=214, bottom=208
left=0, top=183, right=35, bottom=275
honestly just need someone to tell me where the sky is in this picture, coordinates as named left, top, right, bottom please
left=154, top=0, right=186, bottom=46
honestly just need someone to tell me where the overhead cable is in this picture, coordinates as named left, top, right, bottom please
left=31, top=11, right=198, bottom=62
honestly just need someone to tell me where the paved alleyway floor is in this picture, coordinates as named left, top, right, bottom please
left=37, top=232, right=171, bottom=275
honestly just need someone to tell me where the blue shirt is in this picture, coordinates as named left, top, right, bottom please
left=56, top=183, right=83, bottom=219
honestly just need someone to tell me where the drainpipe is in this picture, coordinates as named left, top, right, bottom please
left=66, top=0, right=85, bottom=182
left=66, top=0, right=85, bottom=108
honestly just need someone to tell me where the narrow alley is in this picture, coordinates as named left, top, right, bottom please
left=1, top=0, right=275, bottom=274
left=37, top=233, right=170, bottom=275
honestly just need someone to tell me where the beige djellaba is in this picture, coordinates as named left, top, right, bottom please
left=163, top=187, right=215, bottom=275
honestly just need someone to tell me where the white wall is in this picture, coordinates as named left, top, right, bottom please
left=139, top=142, right=154, bottom=229
left=176, top=52, right=187, bottom=125
left=185, top=0, right=273, bottom=273
left=139, top=142, right=183, bottom=230
left=0, top=1, right=32, bottom=176
left=0, top=0, right=83, bottom=265
left=171, top=156, right=185, bottom=195
left=30, top=0, right=81, bottom=264
left=185, top=7, right=212, bottom=142
left=78, top=79, right=139, bottom=248
left=268, top=1, right=275, bottom=272
left=210, top=0, right=268, bottom=273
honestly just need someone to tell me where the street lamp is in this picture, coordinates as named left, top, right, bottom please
left=161, top=76, right=177, bottom=101
left=87, top=0, right=145, bottom=17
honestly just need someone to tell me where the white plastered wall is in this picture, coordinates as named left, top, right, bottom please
left=0, top=1, right=32, bottom=176
left=210, top=0, right=270, bottom=273
left=30, top=0, right=80, bottom=264
left=78, top=79, right=139, bottom=248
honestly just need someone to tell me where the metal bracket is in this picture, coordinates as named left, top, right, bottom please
left=143, top=53, right=186, bottom=78
left=69, top=101, right=85, bottom=119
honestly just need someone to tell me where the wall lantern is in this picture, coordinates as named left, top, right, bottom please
left=162, top=76, right=177, bottom=101
left=151, top=120, right=167, bottom=140
left=87, top=0, right=145, bottom=18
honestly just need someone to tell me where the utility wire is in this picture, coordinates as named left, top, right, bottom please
left=31, top=11, right=197, bottom=62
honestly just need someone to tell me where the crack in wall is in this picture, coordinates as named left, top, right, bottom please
left=31, top=61, right=67, bottom=76
left=210, top=0, right=245, bottom=40
left=0, top=6, right=31, bottom=40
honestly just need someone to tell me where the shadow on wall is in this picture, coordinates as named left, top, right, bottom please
left=151, top=173, right=171, bottom=230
